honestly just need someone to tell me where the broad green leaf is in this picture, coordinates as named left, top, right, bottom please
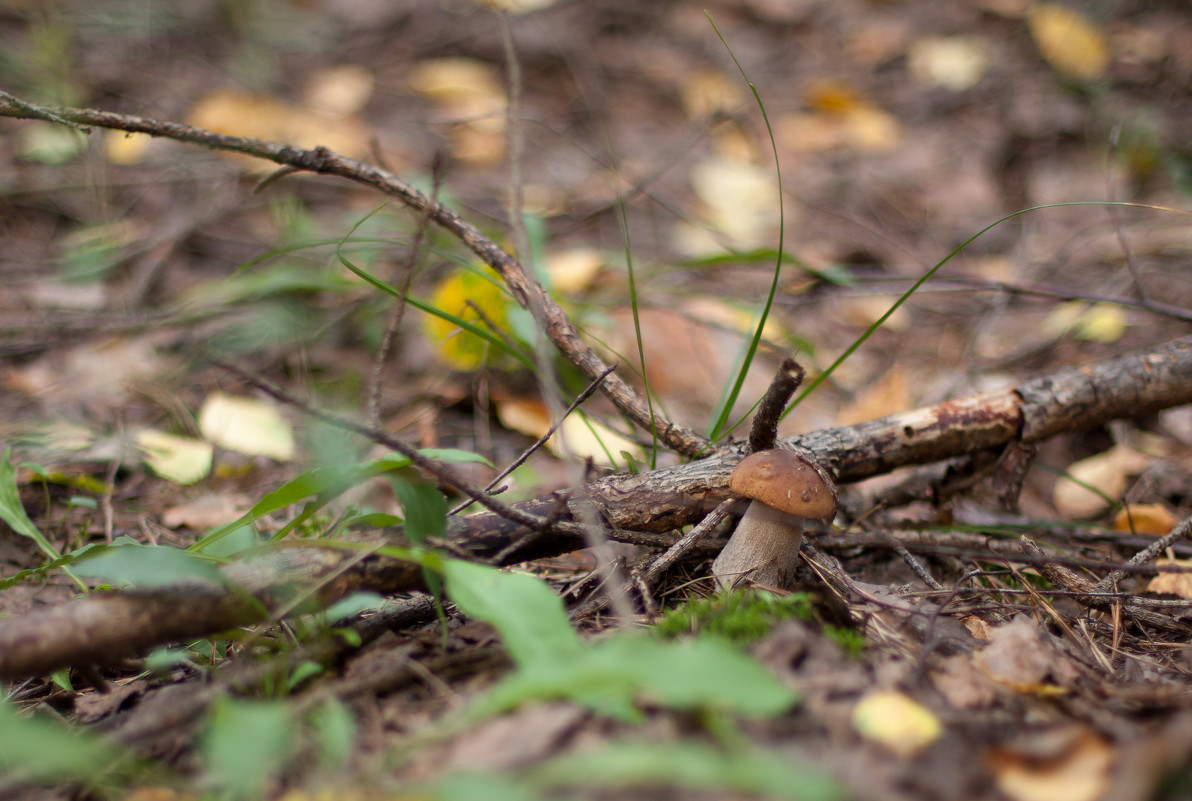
left=325, top=591, right=387, bottom=620
left=73, top=543, right=225, bottom=587
left=202, top=698, right=293, bottom=800
left=392, top=480, right=446, bottom=545
left=309, top=699, right=356, bottom=771
left=0, top=447, right=59, bottom=559
left=426, top=772, right=548, bottom=801
left=473, top=635, right=795, bottom=721
left=442, top=559, right=582, bottom=667
left=0, top=701, right=124, bottom=784
left=529, top=740, right=841, bottom=801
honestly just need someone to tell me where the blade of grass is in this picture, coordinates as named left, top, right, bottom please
left=704, top=13, right=786, bottom=441
left=333, top=204, right=536, bottom=371
left=783, top=200, right=1181, bottom=417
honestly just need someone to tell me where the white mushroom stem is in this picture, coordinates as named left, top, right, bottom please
left=711, top=501, right=804, bottom=590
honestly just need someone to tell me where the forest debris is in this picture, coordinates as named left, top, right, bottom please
left=988, top=726, right=1114, bottom=801
left=1145, top=559, right=1192, bottom=598
left=974, top=617, right=1080, bottom=694
left=1052, top=445, right=1149, bottom=517
left=1113, top=503, right=1177, bottom=535
left=851, top=690, right=942, bottom=757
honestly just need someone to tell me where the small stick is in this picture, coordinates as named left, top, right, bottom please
left=1090, top=514, right=1192, bottom=594
left=449, top=363, right=618, bottom=515
left=749, top=358, right=804, bottom=453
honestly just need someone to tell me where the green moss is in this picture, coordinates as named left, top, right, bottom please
left=654, top=589, right=814, bottom=647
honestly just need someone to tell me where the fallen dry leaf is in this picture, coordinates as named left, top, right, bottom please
left=1146, top=558, right=1192, bottom=598
left=907, top=35, right=992, bottom=90
left=1027, top=3, right=1111, bottom=81
left=975, top=617, right=1076, bottom=694
left=1113, top=503, right=1176, bottom=535
left=989, top=727, right=1114, bottom=801
left=852, top=690, right=942, bottom=757
left=198, top=393, right=294, bottom=461
left=1052, top=444, right=1150, bottom=518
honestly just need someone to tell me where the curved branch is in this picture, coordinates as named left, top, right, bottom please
left=0, top=92, right=710, bottom=457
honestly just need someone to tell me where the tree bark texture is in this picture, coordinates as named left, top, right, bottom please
left=1, top=336, right=1190, bottom=680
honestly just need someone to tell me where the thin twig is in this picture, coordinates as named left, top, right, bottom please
left=212, top=360, right=573, bottom=536
left=0, top=91, right=710, bottom=457
left=1090, top=514, right=1192, bottom=594
left=450, top=363, right=619, bottom=515
left=749, top=358, right=804, bottom=453
left=368, top=154, right=444, bottom=428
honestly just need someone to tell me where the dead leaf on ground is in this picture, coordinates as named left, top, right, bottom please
left=836, top=364, right=913, bottom=426
left=852, top=690, right=943, bottom=757
left=1027, top=3, right=1111, bottom=81
left=1052, top=445, right=1150, bottom=518
left=975, top=617, right=1078, bottom=694
left=988, top=726, right=1114, bottom=801
left=1146, top=558, right=1192, bottom=598
left=1113, top=503, right=1176, bottom=535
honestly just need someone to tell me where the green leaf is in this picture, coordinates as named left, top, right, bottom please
left=325, top=591, right=387, bottom=621
left=426, top=772, right=549, bottom=801
left=0, top=701, right=125, bottom=784
left=442, top=559, right=582, bottom=667
left=0, top=447, right=59, bottom=560
left=73, top=543, right=226, bottom=588
left=474, top=635, right=795, bottom=721
left=309, top=699, right=356, bottom=772
left=391, top=480, right=446, bottom=545
left=202, top=697, right=293, bottom=800
left=529, top=740, right=842, bottom=801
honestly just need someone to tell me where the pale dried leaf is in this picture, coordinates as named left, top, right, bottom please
left=1113, top=503, right=1176, bottom=535
left=1027, top=3, right=1111, bottom=81
left=851, top=690, right=942, bottom=757
left=990, top=728, right=1114, bottom=801
left=1146, top=558, right=1192, bottom=598
left=1053, top=445, right=1149, bottom=517
left=907, top=36, right=991, bottom=90
left=135, top=429, right=213, bottom=486
left=198, top=393, right=295, bottom=461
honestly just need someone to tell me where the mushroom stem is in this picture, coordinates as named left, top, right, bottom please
left=711, top=501, right=804, bottom=590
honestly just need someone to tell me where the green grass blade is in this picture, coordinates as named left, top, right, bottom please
left=704, top=14, right=786, bottom=441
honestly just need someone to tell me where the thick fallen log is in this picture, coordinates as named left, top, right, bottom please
left=1, top=336, right=1190, bottom=680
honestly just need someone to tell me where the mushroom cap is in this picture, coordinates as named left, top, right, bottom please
left=729, top=449, right=838, bottom=520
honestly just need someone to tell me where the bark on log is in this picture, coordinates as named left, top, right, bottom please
left=1, top=336, right=1190, bottom=680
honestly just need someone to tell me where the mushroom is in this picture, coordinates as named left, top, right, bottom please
left=712, top=449, right=838, bottom=590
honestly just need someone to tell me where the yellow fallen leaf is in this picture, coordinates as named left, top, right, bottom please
left=1146, top=558, right=1192, bottom=598
left=423, top=267, right=510, bottom=370
left=304, top=64, right=374, bottom=116
left=409, top=57, right=506, bottom=118
left=907, top=35, right=991, bottom=90
left=198, top=393, right=294, bottom=461
left=1113, top=503, right=1176, bottom=535
left=680, top=69, right=745, bottom=118
left=990, top=728, right=1113, bottom=801
left=104, top=129, right=153, bottom=165
left=188, top=90, right=292, bottom=143
left=804, top=80, right=867, bottom=114
left=1027, top=3, right=1111, bottom=81
left=836, top=364, right=912, bottom=426
left=852, top=690, right=942, bottom=757
left=495, top=398, right=644, bottom=466
left=1053, top=445, right=1149, bottom=518
left=689, top=156, right=779, bottom=248
left=135, top=429, right=213, bottom=486
left=1043, top=301, right=1128, bottom=343
left=546, top=248, right=605, bottom=295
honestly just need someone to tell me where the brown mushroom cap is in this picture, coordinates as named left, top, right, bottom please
left=729, top=449, right=838, bottom=520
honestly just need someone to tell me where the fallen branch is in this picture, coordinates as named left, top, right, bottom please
left=1, top=336, right=1189, bottom=680
left=0, top=91, right=709, bottom=457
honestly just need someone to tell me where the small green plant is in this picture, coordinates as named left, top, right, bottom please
left=654, top=589, right=813, bottom=647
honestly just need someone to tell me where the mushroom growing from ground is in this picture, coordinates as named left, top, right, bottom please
left=712, top=448, right=838, bottom=590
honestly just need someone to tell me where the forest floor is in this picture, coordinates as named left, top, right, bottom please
left=3, top=1, right=1192, bottom=799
